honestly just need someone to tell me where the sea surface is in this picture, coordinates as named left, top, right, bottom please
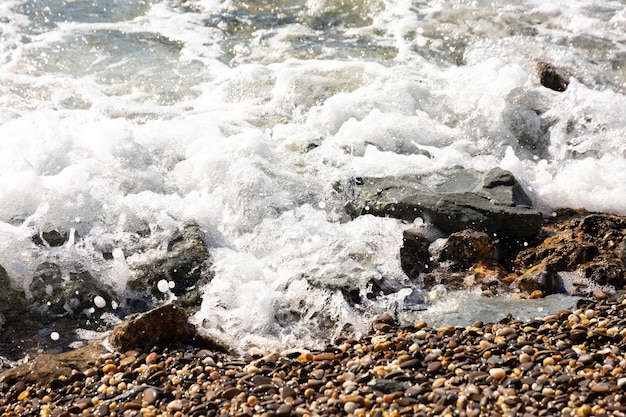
left=0, top=0, right=625, bottom=353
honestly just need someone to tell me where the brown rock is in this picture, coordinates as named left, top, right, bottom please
left=438, top=229, right=498, bottom=266
left=0, top=340, right=107, bottom=386
left=516, top=263, right=559, bottom=295
left=537, top=62, right=570, bottom=92
left=515, top=211, right=626, bottom=294
left=108, top=303, right=197, bottom=352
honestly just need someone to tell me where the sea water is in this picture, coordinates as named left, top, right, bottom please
left=0, top=0, right=624, bottom=353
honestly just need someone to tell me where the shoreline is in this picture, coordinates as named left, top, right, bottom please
left=2, top=292, right=626, bottom=417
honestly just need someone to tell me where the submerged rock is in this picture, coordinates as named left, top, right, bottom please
left=537, top=61, right=570, bottom=92
left=127, top=225, right=213, bottom=310
left=0, top=265, right=24, bottom=319
left=31, top=230, right=70, bottom=247
left=348, top=167, right=542, bottom=239
left=28, top=263, right=114, bottom=320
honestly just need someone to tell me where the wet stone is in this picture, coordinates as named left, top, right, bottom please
left=427, top=361, right=442, bottom=374
left=143, top=387, right=160, bottom=405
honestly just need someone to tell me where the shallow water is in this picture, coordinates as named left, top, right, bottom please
left=0, top=0, right=625, bottom=354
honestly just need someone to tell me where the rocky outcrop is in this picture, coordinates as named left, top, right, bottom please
left=401, top=210, right=626, bottom=298
left=348, top=167, right=542, bottom=238
left=514, top=211, right=626, bottom=293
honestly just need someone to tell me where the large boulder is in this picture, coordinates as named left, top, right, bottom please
left=347, top=167, right=542, bottom=238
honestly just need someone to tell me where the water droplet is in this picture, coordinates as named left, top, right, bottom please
left=94, top=296, right=106, bottom=308
left=50, top=332, right=60, bottom=341
left=157, top=279, right=169, bottom=293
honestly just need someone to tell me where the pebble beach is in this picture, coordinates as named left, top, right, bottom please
left=2, top=292, right=626, bottom=417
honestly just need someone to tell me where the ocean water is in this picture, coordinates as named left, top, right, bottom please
left=0, top=0, right=625, bottom=353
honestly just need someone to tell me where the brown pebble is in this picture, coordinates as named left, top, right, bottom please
left=313, top=352, right=336, bottom=361
left=427, top=361, right=442, bottom=374
left=489, top=368, right=506, bottom=379
left=166, top=399, right=184, bottom=411
left=281, top=386, right=296, bottom=400
left=222, top=387, right=241, bottom=399
left=276, top=403, right=293, bottom=417
left=399, top=359, right=421, bottom=370
left=145, top=352, right=160, bottom=365
left=17, top=390, right=30, bottom=402
left=101, top=363, right=118, bottom=374
left=97, top=403, right=109, bottom=416
left=252, top=375, right=273, bottom=386
left=123, top=400, right=143, bottom=410
left=591, top=383, right=611, bottom=393
left=143, top=387, right=160, bottom=405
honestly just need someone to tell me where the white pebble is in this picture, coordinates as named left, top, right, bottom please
left=50, top=332, right=60, bottom=341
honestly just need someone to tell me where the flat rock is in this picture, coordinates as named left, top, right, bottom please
left=0, top=340, right=107, bottom=386
left=347, top=167, right=542, bottom=238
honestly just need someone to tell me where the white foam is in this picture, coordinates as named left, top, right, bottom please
left=0, top=0, right=625, bottom=352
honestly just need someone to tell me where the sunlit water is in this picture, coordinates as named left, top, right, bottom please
left=0, top=0, right=625, bottom=353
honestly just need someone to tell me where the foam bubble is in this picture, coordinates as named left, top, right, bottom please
left=94, top=296, right=106, bottom=309
left=157, top=279, right=170, bottom=293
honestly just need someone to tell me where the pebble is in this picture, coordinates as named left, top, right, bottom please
left=489, top=368, right=506, bottom=379
left=143, top=387, right=160, bottom=405
left=5, top=293, right=626, bottom=417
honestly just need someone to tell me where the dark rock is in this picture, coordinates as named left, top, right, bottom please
left=28, top=263, right=114, bottom=319
left=367, top=379, right=411, bottom=394
left=537, top=62, right=570, bottom=92
left=31, top=230, right=69, bottom=247
left=127, top=225, right=213, bottom=310
left=515, top=263, right=559, bottom=295
left=400, top=229, right=431, bottom=280
left=108, top=303, right=197, bottom=352
left=437, top=230, right=498, bottom=266
left=347, top=167, right=542, bottom=238
left=0, top=264, right=24, bottom=317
